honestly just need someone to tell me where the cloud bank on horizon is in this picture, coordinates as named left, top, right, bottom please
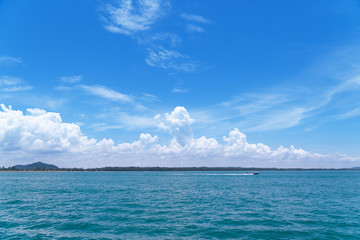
left=0, top=104, right=358, bottom=168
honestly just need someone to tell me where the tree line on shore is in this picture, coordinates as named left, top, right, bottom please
left=1, top=166, right=359, bottom=171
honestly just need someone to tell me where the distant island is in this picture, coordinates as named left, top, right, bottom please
left=0, top=162, right=360, bottom=171
left=12, top=162, right=59, bottom=171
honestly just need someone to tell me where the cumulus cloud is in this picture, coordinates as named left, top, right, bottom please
left=0, top=104, right=95, bottom=153
left=155, top=106, right=194, bottom=145
left=0, top=104, right=359, bottom=168
left=102, top=0, right=167, bottom=35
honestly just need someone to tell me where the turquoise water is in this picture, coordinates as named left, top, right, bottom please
left=0, top=172, right=359, bottom=239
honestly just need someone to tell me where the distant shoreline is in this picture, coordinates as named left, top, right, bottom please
left=1, top=167, right=360, bottom=172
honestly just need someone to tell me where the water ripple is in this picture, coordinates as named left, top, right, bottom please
left=0, top=171, right=359, bottom=239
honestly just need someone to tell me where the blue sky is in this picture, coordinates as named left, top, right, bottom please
left=1, top=0, right=360, bottom=167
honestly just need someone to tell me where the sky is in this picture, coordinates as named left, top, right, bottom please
left=1, top=0, right=360, bottom=168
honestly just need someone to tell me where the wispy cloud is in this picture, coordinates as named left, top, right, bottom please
left=100, top=1, right=207, bottom=74
left=180, top=14, right=211, bottom=24
left=0, top=76, right=32, bottom=92
left=190, top=91, right=304, bottom=133
left=54, top=85, right=73, bottom=91
left=145, top=47, right=198, bottom=72
left=0, top=56, right=22, bottom=65
left=338, top=108, right=360, bottom=119
left=88, top=123, right=124, bottom=132
left=2, top=86, right=32, bottom=92
left=102, top=0, right=167, bottom=35
left=80, top=85, right=133, bottom=102
left=45, top=98, right=68, bottom=110
left=60, top=75, right=82, bottom=83
left=219, top=93, right=292, bottom=116
left=181, top=13, right=211, bottom=33
left=245, top=107, right=308, bottom=131
left=150, top=32, right=181, bottom=46
left=172, top=87, right=187, bottom=93
left=186, top=24, right=204, bottom=33
left=89, top=107, right=156, bottom=132
left=201, top=42, right=360, bottom=132
left=141, top=93, right=160, bottom=102
left=192, top=72, right=360, bottom=133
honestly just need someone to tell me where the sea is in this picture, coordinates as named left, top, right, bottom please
left=0, top=171, right=359, bottom=239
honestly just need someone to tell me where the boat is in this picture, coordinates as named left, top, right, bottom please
left=243, top=172, right=260, bottom=175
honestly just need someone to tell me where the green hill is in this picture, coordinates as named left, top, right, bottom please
left=13, top=162, right=59, bottom=170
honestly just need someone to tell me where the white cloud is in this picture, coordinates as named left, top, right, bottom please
left=181, top=14, right=211, bottom=33
left=0, top=76, right=32, bottom=92
left=88, top=123, right=124, bottom=132
left=141, top=93, right=159, bottom=102
left=55, top=85, right=73, bottom=91
left=0, top=104, right=95, bottom=153
left=180, top=14, right=211, bottom=24
left=338, top=108, right=360, bottom=119
left=60, top=75, right=82, bottom=83
left=2, top=86, right=32, bottom=92
left=0, top=56, right=22, bottom=65
left=26, top=108, right=47, bottom=116
left=186, top=24, right=204, bottom=33
left=246, top=107, right=308, bottom=132
left=43, top=98, right=68, bottom=111
left=0, top=76, right=22, bottom=87
left=145, top=47, right=198, bottom=72
left=190, top=72, right=360, bottom=133
left=327, top=75, right=360, bottom=98
left=155, top=106, right=194, bottom=145
left=80, top=85, right=132, bottom=102
left=89, top=112, right=155, bottom=132
left=102, top=0, right=166, bottom=35
left=0, top=105, right=358, bottom=168
left=189, top=92, right=306, bottom=133
left=221, top=93, right=291, bottom=115
left=101, top=2, right=205, bottom=72
left=172, top=87, right=187, bottom=93
left=151, top=33, right=181, bottom=46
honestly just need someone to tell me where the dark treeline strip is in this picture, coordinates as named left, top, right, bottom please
left=1, top=166, right=360, bottom=172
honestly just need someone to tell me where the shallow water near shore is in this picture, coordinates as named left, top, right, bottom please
left=0, top=171, right=359, bottom=239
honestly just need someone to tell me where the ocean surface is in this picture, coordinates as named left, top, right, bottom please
left=0, top=171, right=359, bottom=239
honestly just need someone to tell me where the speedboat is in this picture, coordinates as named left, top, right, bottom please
left=243, top=172, right=260, bottom=175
